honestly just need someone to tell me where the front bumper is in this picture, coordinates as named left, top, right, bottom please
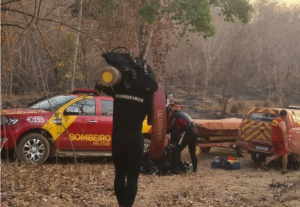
left=1, top=127, right=16, bottom=149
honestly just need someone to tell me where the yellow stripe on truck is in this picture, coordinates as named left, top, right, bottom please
left=244, top=130, right=261, bottom=141
left=142, top=119, right=151, bottom=134
left=264, top=130, right=271, bottom=139
left=246, top=108, right=256, bottom=115
left=267, top=109, right=276, bottom=114
left=257, top=108, right=266, bottom=113
left=41, top=96, right=88, bottom=141
left=242, top=124, right=251, bottom=131
left=42, top=115, right=78, bottom=141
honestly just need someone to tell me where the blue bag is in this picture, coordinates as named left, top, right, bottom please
left=219, top=157, right=241, bottom=170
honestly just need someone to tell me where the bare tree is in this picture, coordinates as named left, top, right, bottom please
left=70, top=0, right=82, bottom=91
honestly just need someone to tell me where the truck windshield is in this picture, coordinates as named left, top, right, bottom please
left=29, top=95, right=76, bottom=111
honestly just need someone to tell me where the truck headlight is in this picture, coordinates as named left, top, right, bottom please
left=0, top=116, right=19, bottom=125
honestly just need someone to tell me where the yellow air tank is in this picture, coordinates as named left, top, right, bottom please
left=98, top=66, right=122, bottom=87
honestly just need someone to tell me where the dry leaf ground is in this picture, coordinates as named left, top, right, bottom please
left=1, top=147, right=300, bottom=207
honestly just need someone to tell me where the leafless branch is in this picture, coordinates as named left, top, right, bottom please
left=35, top=0, right=53, bottom=58
left=2, top=7, right=88, bottom=34
left=1, top=23, right=26, bottom=29
left=1, top=0, right=20, bottom=5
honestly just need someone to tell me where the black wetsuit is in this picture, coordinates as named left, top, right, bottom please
left=103, top=81, right=158, bottom=207
left=167, top=111, right=198, bottom=172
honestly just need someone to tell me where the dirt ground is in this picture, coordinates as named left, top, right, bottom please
left=1, top=147, right=300, bottom=207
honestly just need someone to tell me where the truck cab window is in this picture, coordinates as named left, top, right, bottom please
left=248, top=112, right=276, bottom=122
left=69, top=99, right=96, bottom=115
left=101, top=100, right=113, bottom=116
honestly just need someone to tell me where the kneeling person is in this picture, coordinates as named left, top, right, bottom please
left=167, top=107, right=198, bottom=172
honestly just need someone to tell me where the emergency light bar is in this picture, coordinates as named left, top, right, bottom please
left=71, top=88, right=100, bottom=95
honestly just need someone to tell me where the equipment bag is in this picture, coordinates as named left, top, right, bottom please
left=219, top=157, right=241, bottom=170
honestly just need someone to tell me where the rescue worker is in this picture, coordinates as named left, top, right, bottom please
left=262, top=110, right=289, bottom=174
left=96, top=62, right=158, bottom=206
left=167, top=107, right=198, bottom=172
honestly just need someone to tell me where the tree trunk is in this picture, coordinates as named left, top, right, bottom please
left=139, top=25, right=154, bottom=59
left=143, top=26, right=153, bottom=59
left=71, top=0, right=83, bottom=91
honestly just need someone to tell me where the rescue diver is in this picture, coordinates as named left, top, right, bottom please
left=167, top=107, right=198, bottom=172
left=96, top=59, right=158, bottom=207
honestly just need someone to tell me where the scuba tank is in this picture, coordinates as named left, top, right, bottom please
left=98, top=66, right=122, bottom=87
left=99, top=47, right=135, bottom=88
left=99, top=47, right=158, bottom=91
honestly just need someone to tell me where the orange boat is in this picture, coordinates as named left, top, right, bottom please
left=193, top=118, right=244, bottom=156
left=194, top=118, right=242, bottom=137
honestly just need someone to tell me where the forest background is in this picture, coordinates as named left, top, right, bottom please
left=1, top=0, right=300, bottom=118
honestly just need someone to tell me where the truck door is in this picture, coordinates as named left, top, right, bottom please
left=58, top=98, right=100, bottom=150
left=91, top=99, right=113, bottom=150
left=289, top=112, right=300, bottom=154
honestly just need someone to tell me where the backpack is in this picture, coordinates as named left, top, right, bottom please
left=219, top=157, right=241, bottom=170
left=141, top=144, right=191, bottom=175
left=101, top=47, right=135, bottom=72
left=102, top=47, right=158, bottom=92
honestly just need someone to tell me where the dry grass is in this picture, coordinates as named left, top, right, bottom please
left=1, top=161, right=116, bottom=207
left=228, top=99, right=274, bottom=115
left=229, top=100, right=252, bottom=115
left=2, top=147, right=300, bottom=207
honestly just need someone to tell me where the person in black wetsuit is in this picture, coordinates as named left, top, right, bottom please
left=167, top=107, right=198, bottom=172
left=96, top=65, right=158, bottom=207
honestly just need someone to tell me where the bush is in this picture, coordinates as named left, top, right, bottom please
left=229, top=100, right=247, bottom=114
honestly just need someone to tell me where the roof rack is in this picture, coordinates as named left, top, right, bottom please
left=70, top=88, right=100, bottom=96
left=288, top=105, right=300, bottom=109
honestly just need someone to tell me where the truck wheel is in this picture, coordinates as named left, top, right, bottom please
left=251, top=152, right=266, bottom=164
left=289, top=154, right=300, bottom=170
left=200, top=147, right=211, bottom=153
left=236, top=145, right=247, bottom=157
left=17, top=133, right=50, bottom=164
left=144, top=139, right=151, bottom=153
left=278, top=154, right=300, bottom=170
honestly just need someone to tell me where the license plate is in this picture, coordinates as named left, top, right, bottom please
left=256, top=145, right=268, bottom=151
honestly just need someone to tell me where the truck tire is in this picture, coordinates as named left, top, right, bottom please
left=236, top=145, right=247, bottom=157
left=289, top=154, right=300, bottom=170
left=17, top=133, right=50, bottom=164
left=200, top=147, right=211, bottom=153
left=251, top=152, right=266, bottom=164
left=277, top=154, right=300, bottom=170
left=144, top=139, right=151, bottom=153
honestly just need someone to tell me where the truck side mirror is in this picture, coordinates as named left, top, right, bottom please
left=64, top=107, right=80, bottom=115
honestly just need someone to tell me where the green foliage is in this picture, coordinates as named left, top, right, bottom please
left=210, top=0, right=254, bottom=24
left=138, top=0, right=253, bottom=38
left=169, top=0, right=215, bottom=37
left=139, top=2, right=161, bottom=25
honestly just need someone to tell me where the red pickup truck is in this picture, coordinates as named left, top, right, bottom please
left=237, top=107, right=300, bottom=163
left=0, top=89, right=152, bottom=164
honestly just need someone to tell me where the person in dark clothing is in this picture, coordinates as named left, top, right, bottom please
left=96, top=67, right=158, bottom=207
left=167, top=107, right=198, bottom=172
